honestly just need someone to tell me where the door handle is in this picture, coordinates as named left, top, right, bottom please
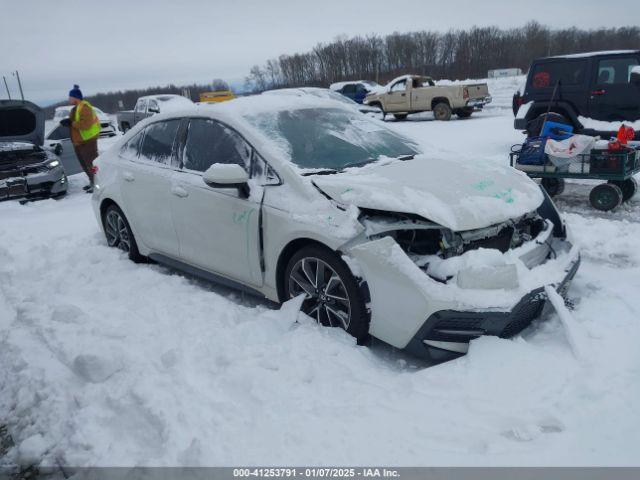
left=123, top=172, right=134, bottom=182
left=171, top=186, right=189, bottom=198
left=400, top=93, right=406, bottom=97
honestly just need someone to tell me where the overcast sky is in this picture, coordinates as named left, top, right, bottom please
left=2, top=0, right=639, bottom=106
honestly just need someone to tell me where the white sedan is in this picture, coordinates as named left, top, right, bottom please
left=91, top=94, right=580, bottom=363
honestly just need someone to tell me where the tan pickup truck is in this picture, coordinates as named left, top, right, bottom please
left=363, top=75, right=492, bottom=121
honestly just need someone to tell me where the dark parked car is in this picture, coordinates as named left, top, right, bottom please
left=329, top=80, right=381, bottom=104
left=514, top=50, right=640, bottom=138
left=1, top=100, right=67, bottom=201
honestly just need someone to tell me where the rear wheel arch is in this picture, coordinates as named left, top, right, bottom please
left=526, top=103, right=580, bottom=127
left=99, top=197, right=119, bottom=221
left=431, top=97, right=450, bottom=110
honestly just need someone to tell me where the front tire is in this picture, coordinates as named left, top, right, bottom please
left=284, top=245, right=369, bottom=341
left=433, top=102, right=452, bottom=121
left=102, top=205, right=144, bottom=262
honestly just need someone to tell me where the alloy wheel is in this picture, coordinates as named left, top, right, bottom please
left=104, top=209, right=131, bottom=252
left=288, top=257, right=351, bottom=329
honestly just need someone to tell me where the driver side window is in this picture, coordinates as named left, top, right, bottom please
left=390, top=80, right=407, bottom=93
left=182, top=118, right=252, bottom=173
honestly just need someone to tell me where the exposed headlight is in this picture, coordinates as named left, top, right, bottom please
left=48, top=160, right=60, bottom=168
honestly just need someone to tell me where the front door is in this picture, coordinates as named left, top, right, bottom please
left=589, top=55, right=640, bottom=121
left=119, top=119, right=181, bottom=257
left=385, top=79, right=410, bottom=112
left=170, top=117, right=262, bottom=286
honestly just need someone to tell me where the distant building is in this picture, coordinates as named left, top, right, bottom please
left=488, top=68, right=523, bottom=78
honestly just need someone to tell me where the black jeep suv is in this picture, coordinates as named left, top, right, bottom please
left=514, top=50, right=640, bottom=138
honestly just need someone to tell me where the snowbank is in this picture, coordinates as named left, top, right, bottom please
left=579, top=115, right=640, bottom=132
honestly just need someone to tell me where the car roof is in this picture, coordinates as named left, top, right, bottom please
left=541, top=50, right=640, bottom=61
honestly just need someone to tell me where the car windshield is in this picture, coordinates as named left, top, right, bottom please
left=245, top=107, right=419, bottom=171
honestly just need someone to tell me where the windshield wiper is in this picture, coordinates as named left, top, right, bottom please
left=301, top=168, right=339, bottom=176
left=340, top=159, right=376, bottom=171
left=398, top=154, right=415, bottom=161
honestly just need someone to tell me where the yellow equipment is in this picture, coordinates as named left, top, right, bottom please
left=199, top=90, right=236, bottom=103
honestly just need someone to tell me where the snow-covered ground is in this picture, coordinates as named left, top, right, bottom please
left=2, top=77, right=640, bottom=468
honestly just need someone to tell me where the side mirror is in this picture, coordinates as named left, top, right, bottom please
left=148, top=107, right=160, bottom=114
left=203, top=163, right=249, bottom=192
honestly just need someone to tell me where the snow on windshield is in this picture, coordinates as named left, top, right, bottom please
left=243, top=106, right=419, bottom=171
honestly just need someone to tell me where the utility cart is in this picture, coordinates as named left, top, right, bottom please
left=510, top=145, right=640, bottom=211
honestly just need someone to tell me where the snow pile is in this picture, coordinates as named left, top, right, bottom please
left=579, top=116, right=640, bottom=132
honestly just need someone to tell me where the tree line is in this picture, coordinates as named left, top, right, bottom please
left=245, top=22, right=640, bottom=91
left=43, top=22, right=640, bottom=115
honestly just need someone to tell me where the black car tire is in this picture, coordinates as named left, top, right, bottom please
left=608, top=178, right=637, bottom=203
left=102, top=204, right=144, bottom=262
left=541, top=178, right=566, bottom=197
left=284, top=244, right=369, bottom=341
left=433, top=102, right=452, bottom=121
left=590, top=183, right=623, bottom=211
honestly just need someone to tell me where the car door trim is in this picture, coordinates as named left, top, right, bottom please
left=148, top=253, right=266, bottom=299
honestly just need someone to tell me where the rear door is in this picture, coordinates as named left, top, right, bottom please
left=527, top=59, right=589, bottom=114
left=169, top=117, right=262, bottom=286
left=589, top=55, right=640, bottom=121
left=119, top=119, right=181, bottom=256
left=385, top=79, right=410, bottom=111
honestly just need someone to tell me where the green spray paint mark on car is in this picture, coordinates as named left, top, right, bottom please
left=233, top=209, right=254, bottom=224
left=472, top=179, right=494, bottom=191
left=493, top=188, right=514, bottom=203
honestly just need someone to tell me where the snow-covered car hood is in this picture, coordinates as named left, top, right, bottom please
left=312, top=157, right=544, bottom=231
left=0, top=100, right=45, bottom=146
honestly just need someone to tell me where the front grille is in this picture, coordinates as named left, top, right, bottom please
left=426, top=316, right=486, bottom=342
left=0, top=169, right=22, bottom=181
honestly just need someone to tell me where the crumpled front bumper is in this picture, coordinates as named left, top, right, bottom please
left=349, top=229, right=580, bottom=364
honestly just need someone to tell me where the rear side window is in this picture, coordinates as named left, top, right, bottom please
left=530, top=60, right=588, bottom=88
left=135, top=100, right=147, bottom=113
left=138, top=120, right=180, bottom=164
left=342, top=84, right=356, bottom=94
left=183, top=119, right=251, bottom=172
left=597, top=57, right=639, bottom=84
left=120, top=131, right=143, bottom=160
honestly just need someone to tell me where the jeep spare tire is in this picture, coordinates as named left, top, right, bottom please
left=526, top=112, right=571, bottom=138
